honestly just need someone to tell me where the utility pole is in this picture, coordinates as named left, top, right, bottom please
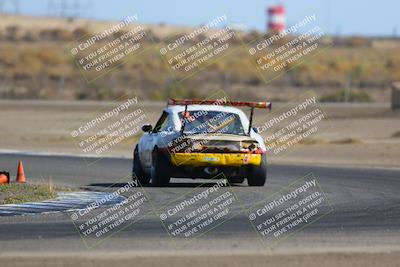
left=0, top=0, right=20, bottom=14
left=47, top=0, right=90, bottom=19
left=13, top=0, right=19, bottom=14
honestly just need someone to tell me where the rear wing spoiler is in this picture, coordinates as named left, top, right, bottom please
left=167, top=99, right=272, bottom=110
left=168, top=99, right=272, bottom=136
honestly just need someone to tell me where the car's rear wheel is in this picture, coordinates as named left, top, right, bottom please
left=227, top=177, right=245, bottom=184
left=133, top=145, right=150, bottom=186
left=246, top=154, right=267, bottom=186
left=151, top=148, right=171, bottom=187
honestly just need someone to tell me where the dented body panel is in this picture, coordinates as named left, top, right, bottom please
left=170, top=152, right=262, bottom=167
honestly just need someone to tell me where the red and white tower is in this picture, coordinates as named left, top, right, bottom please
left=267, top=4, right=286, bottom=33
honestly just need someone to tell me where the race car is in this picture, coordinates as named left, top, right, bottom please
left=132, top=99, right=271, bottom=186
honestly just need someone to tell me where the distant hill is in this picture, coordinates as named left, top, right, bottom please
left=0, top=14, right=398, bottom=102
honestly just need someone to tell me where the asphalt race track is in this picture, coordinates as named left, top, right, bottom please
left=0, top=153, right=399, bottom=252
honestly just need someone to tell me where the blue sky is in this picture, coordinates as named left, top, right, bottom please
left=4, top=0, right=399, bottom=36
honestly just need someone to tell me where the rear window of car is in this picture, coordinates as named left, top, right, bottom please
left=179, top=110, right=245, bottom=135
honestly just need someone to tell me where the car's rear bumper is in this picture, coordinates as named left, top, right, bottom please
left=170, top=152, right=262, bottom=167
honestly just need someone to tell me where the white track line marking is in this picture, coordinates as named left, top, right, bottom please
left=0, top=192, right=125, bottom=216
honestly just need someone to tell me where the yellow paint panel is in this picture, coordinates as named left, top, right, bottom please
left=170, top=153, right=262, bottom=167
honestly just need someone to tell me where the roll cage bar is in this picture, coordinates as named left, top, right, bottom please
left=167, top=99, right=272, bottom=135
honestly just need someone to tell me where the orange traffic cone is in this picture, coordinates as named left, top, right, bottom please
left=0, top=172, right=9, bottom=184
left=16, top=161, right=26, bottom=183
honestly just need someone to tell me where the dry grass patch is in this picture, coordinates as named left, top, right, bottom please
left=298, top=138, right=327, bottom=145
left=0, top=180, right=74, bottom=205
left=329, top=138, right=363, bottom=145
left=391, top=131, right=400, bottom=138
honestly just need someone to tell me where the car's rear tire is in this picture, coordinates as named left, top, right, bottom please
left=133, top=145, right=150, bottom=186
left=227, top=177, right=245, bottom=184
left=247, top=154, right=267, bottom=186
left=151, top=148, right=171, bottom=187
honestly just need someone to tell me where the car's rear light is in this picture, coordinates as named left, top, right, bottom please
left=240, top=141, right=264, bottom=153
left=253, top=148, right=266, bottom=154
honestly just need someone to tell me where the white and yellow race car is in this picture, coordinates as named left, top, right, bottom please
left=133, top=99, right=271, bottom=186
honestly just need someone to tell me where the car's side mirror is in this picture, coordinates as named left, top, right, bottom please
left=142, top=124, right=153, bottom=133
left=252, top=127, right=259, bottom=133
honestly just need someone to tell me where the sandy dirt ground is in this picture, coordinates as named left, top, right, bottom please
left=0, top=100, right=399, bottom=266
left=1, top=249, right=400, bottom=267
left=0, top=100, right=399, bottom=168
